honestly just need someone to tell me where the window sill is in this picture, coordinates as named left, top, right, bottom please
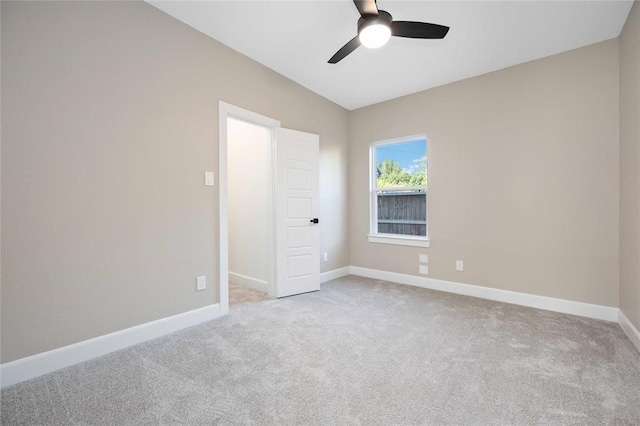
left=367, top=234, right=430, bottom=248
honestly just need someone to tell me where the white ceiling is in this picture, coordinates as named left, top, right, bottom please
left=147, top=1, right=633, bottom=110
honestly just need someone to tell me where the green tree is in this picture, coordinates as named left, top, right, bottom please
left=377, top=159, right=426, bottom=188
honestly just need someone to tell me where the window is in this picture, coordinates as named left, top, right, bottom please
left=369, top=136, right=429, bottom=247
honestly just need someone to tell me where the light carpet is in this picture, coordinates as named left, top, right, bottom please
left=229, top=282, right=272, bottom=306
left=2, top=275, right=639, bottom=425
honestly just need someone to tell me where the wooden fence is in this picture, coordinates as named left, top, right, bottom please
left=377, top=191, right=426, bottom=236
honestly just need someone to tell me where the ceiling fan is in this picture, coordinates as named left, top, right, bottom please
left=328, top=0, right=450, bottom=64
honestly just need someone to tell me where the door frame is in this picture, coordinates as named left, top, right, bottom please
left=218, top=101, right=280, bottom=315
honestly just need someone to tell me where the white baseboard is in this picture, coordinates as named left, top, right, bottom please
left=0, top=304, right=220, bottom=389
left=618, top=310, right=640, bottom=353
left=2, top=268, right=634, bottom=389
left=349, top=266, right=619, bottom=322
left=229, top=271, right=268, bottom=293
left=320, top=266, right=351, bottom=283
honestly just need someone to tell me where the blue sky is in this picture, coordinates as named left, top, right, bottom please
left=376, top=139, right=427, bottom=174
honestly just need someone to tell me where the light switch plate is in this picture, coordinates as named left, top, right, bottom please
left=419, top=265, right=428, bottom=275
left=204, top=172, right=214, bottom=186
left=196, top=275, right=206, bottom=291
left=419, top=254, right=428, bottom=263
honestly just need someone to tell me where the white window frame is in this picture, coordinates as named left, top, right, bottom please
left=368, top=134, right=430, bottom=247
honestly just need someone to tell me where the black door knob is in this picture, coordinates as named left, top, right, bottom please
left=310, top=218, right=319, bottom=224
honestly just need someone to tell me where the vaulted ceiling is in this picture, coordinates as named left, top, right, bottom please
left=148, top=1, right=634, bottom=110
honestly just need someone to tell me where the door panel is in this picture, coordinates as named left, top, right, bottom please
left=287, top=227, right=312, bottom=248
left=287, top=254, right=312, bottom=278
left=286, top=169, right=311, bottom=189
left=275, top=128, right=320, bottom=298
left=286, top=198, right=311, bottom=217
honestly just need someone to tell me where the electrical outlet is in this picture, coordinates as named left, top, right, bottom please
left=323, top=252, right=328, bottom=262
left=419, top=254, right=428, bottom=263
left=196, top=275, right=206, bottom=291
left=456, top=260, right=464, bottom=271
left=419, top=265, right=428, bottom=275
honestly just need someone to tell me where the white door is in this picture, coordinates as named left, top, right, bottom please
left=275, top=128, right=320, bottom=298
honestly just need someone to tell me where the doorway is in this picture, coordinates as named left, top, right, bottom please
left=218, top=102, right=280, bottom=315
left=227, top=117, right=273, bottom=307
left=218, top=102, right=320, bottom=316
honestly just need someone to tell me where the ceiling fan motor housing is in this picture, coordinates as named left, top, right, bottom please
left=357, top=10, right=392, bottom=35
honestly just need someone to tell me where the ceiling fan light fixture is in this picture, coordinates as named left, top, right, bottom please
left=359, top=22, right=391, bottom=48
left=328, top=2, right=448, bottom=64
left=357, top=10, right=393, bottom=49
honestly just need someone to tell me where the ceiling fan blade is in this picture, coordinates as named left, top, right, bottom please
left=353, top=0, right=378, bottom=16
left=328, top=36, right=361, bottom=64
left=391, top=21, right=450, bottom=39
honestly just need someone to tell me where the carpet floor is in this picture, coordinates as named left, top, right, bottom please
left=2, top=275, right=639, bottom=425
left=229, top=282, right=272, bottom=306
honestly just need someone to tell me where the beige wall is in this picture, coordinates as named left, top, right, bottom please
left=620, top=1, right=640, bottom=331
left=0, top=1, right=350, bottom=362
left=350, top=40, right=620, bottom=307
